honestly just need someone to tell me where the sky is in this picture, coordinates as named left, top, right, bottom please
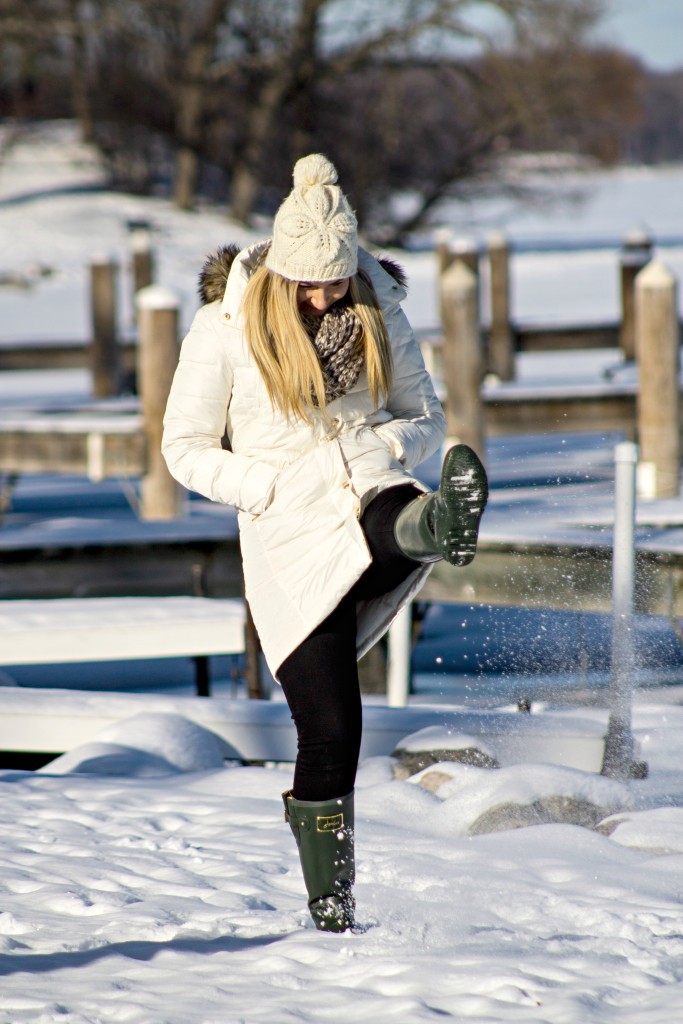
left=322, top=0, right=683, bottom=74
left=594, top=0, right=683, bottom=71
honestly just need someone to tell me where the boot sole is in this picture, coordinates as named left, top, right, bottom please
left=438, top=445, right=488, bottom=566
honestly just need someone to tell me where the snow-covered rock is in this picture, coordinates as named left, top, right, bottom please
left=597, top=807, right=683, bottom=855
left=393, top=726, right=499, bottom=778
left=43, top=712, right=231, bottom=776
left=406, top=760, right=634, bottom=835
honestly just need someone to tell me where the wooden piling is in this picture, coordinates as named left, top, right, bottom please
left=130, top=229, right=155, bottom=297
left=136, top=285, right=184, bottom=520
left=487, top=230, right=514, bottom=381
left=619, top=229, right=653, bottom=361
left=451, top=237, right=479, bottom=277
left=435, top=229, right=453, bottom=276
left=440, top=258, right=485, bottom=457
left=437, top=232, right=479, bottom=276
left=635, top=260, right=680, bottom=499
left=89, top=256, right=120, bottom=397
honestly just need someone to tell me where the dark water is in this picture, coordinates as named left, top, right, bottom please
left=411, top=602, right=683, bottom=706
left=5, top=602, right=683, bottom=705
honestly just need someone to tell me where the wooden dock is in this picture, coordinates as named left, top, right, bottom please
left=422, top=537, right=683, bottom=619
left=0, top=409, right=146, bottom=479
left=0, top=237, right=681, bottom=624
left=2, top=508, right=683, bottom=621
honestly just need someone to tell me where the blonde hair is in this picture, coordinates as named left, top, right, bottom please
left=241, top=267, right=393, bottom=423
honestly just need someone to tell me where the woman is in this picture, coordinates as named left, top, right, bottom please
left=162, top=154, right=488, bottom=932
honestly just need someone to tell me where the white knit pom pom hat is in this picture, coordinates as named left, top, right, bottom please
left=265, top=153, right=358, bottom=283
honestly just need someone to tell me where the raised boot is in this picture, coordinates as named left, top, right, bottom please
left=283, top=790, right=355, bottom=932
left=394, top=444, right=488, bottom=566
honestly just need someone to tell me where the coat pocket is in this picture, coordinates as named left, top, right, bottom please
left=249, top=447, right=366, bottom=611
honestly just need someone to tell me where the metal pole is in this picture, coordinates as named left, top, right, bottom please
left=601, top=441, right=647, bottom=778
left=387, top=603, right=412, bottom=707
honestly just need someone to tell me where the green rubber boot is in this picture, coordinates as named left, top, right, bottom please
left=394, top=444, right=488, bottom=566
left=283, top=790, right=355, bottom=933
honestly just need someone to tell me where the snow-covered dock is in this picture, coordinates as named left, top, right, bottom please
left=0, top=686, right=608, bottom=772
left=0, top=596, right=245, bottom=697
left=3, top=427, right=683, bottom=615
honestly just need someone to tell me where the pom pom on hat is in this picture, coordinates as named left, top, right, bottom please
left=266, top=153, right=358, bottom=283
left=292, top=153, right=338, bottom=189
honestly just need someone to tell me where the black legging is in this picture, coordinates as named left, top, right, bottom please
left=277, top=484, right=421, bottom=801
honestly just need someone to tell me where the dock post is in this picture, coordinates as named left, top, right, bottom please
left=440, top=258, right=485, bottom=457
left=244, top=600, right=266, bottom=700
left=619, top=228, right=653, bottom=361
left=131, top=228, right=155, bottom=298
left=435, top=229, right=453, bottom=276
left=89, top=256, right=120, bottom=397
left=487, top=230, right=514, bottom=381
left=635, top=260, right=680, bottom=499
left=436, top=232, right=479, bottom=278
left=602, top=441, right=647, bottom=779
left=137, top=285, right=184, bottom=520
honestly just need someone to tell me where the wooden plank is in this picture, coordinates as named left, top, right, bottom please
left=0, top=322, right=621, bottom=375
left=0, top=341, right=136, bottom=372
left=512, top=323, right=620, bottom=352
left=3, top=522, right=683, bottom=620
left=0, top=538, right=244, bottom=601
left=422, top=545, right=613, bottom=613
left=422, top=543, right=683, bottom=618
left=484, top=393, right=637, bottom=437
left=0, top=429, right=147, bottom=477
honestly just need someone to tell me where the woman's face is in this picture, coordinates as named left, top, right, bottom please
left=296, top=278, right=350, bottom=316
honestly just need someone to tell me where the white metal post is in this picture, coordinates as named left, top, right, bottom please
left=601, top=441, right=647, bottom=778
left=386, top=603, right=412, bottom=707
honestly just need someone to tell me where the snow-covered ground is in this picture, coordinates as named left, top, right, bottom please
left=3, top=123, right=683, bottom=1022
left=2, top=706, right=683, bottom=1023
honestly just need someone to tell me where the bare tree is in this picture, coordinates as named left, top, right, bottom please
left=6, top=0, right=637, bottom=239
left=0, top=0, right=104, bottom=140
left=65, top=0, right=96, bottom=142
left=228, top=0, right=327, bottom=223
left=171, top=0, right=236, bottom=209
left=222, top=0, right=606, bottom=224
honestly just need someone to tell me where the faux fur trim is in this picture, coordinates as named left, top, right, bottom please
left=198, top=244, right=408, bottom=305
left=198, top=244, right=241, bottom=304
left=375, top=255, right=408, bottom=290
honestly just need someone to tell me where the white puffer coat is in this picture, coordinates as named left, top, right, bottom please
left=162, top=241, right=446, bottom=676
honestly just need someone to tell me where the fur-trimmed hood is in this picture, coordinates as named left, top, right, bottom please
left=198, top=242, right=408, bottom=305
